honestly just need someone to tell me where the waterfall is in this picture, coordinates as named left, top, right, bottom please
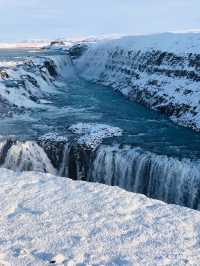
left=58, top=143, right=70, bottom=177
left=1, top=135, right=200, bottom=210
left=0, top=136, right=71, bottom=177
left=0, top=53, right=72, bottom=113
left=3, top=141, right=56, bottom=174
left=89, top=145, right=200, bottom=209
left=0, top=137, right=13, bottom=165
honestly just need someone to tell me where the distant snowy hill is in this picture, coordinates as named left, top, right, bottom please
left=74, top=32, right=200, bottom=131
left=0, top=168, right=200, bottom=265
left=0, top=40, right=50, bottom=49
left=88, top=32, right=200, bottom=53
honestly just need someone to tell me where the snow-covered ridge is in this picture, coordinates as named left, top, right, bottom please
left=74, top=32, right=200, bottom=131
left=69, top=123, right=123, bottom=149
left=0, top=168, right=200, bottom=266
left=84, top=32, right=200, bottom=54
left=0, top=52, right=69, bottom=116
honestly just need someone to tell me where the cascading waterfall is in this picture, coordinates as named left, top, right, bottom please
left=88, top=145, right=200, bottom=209
left=0, top=136, right=71, bottom=177
left=0, top=52, right=72, bottom=115
left=1, top=136, right=200, bottom=209
left=58, top=143, right=70, bottom=177
left=3, top=141, right=56, bottom=174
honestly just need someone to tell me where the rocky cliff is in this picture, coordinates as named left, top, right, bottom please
left=74, top=33, right=200, bottom=131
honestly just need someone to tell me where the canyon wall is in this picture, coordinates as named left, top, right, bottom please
left=74, top=33, right=200, bottom=131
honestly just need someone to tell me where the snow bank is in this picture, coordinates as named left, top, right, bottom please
left=69, top=123, right=123, bottom=149
left=0, top=168, right=200, bottom=265
left=74, top=32, right=200, bottom=131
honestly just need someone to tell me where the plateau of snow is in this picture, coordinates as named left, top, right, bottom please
left=78, top=32, right=200, bottom=54
left=1, top=168, right=200, bottom=265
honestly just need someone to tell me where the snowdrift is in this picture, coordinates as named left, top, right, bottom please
left=0, top=168, right=200, bottom=265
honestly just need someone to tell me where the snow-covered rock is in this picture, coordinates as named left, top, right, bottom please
left=0, top=168, right=200, bottom=265
left=74, top=32, right=200, bottom=131
left=39, top=132, right=68, bottom=143
left=69, top=123, right=123, bottom=149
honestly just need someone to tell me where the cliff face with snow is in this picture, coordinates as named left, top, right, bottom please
left=74, top=33, right=200, bottom=131
left=1, top=168, right=200, bottom=266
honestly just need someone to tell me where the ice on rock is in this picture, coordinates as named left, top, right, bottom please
left=69, top=123, right=123, bottom=149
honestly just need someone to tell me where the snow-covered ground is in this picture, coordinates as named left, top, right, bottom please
left=0, top=41, right=50, bottom=49
left=0, top=168, right=200, bottom=265
left=74, top=32, right=200, bottom=131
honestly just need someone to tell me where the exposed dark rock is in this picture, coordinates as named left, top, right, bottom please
left=0, top=70, right=9, bottom=79
left=67, top=143, right=93, bottom=181
left=43, top=60, right=57, bottom=77
left=38, top=138, right=67, bottom=170
left=50, top=40, right=65, bottom=46
left=0, top=137, right=15, bottom=165
left=69, top=44, right=88, bottom=59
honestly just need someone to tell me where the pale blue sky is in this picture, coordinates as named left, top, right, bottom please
left=0, top=0, right=200, bottom=41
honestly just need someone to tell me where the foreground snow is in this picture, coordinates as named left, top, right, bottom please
left=0, top=169, right=200, bottom=265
